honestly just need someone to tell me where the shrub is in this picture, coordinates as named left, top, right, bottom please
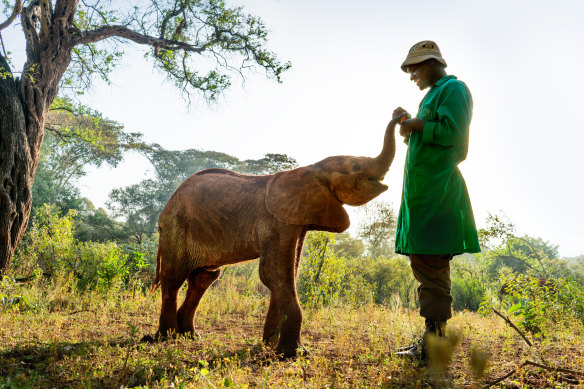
left=297, top=232, right=376, bottom=307
left=356, top=256, right=417, bottom=308
left=13, top=204, right=78, bottom=277
left=297, top=232, right=345, bottom=307
left=498, top=273, right=584, bottom=337
left=13, top=204, right=157, bottom=294
left=451, top=277, right=484, bottom=312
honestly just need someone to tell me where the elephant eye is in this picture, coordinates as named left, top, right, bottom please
left=352, top=163, right=361, bottom=171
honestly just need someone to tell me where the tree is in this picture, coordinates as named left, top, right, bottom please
left=357, top=200, right=397, bottom=258
left=478, top=212, right=563, bottom=279
left=0, top=0, right=290, bottom=274
left=331, top=232, right=365, bottom=259
left=74, top=199, right=128, bottom=242
left=238, top=153, right=298, bottom=175
left=107, top=179, right=163, bottom=244
left=33, top=97, right=147, bottom=213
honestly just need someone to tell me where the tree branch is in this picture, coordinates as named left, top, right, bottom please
left=0, top=0, right=23, bottom=31
left=515, top=236, right=549, bottom=278
left=21, top=0, right=41, bottom=59
left=482, top=360, right=584, bottom=388
left=492, top=308, right=532, bottom=347
left=74, top=24, right=205, bottom=53
left=159, top=0, right=187, bottom=40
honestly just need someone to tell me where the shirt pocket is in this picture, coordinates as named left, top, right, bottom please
left=418, top=107, right=433, bottom=121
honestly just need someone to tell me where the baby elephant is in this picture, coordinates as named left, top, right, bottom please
left=148, top=116, right=401, bottom=357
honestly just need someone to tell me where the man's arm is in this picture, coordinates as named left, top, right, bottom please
left=420, top=83, right=473, bottom=146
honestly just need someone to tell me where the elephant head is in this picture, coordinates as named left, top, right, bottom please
left=266, top=117, right=398, bottom=232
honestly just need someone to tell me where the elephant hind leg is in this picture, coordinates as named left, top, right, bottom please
left=157, top=276, right=185, bottom=339
left=177, top=268, right=221, bottom=335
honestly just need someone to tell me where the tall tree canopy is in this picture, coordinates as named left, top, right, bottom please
left=0, top=0, right=290, bottom=274
left=33, top=97, right=147, bottom=212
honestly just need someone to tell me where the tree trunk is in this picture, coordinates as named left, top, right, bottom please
left=0, top=56, right=35, bottom=275
left=0, top=0, right=75, bottom=274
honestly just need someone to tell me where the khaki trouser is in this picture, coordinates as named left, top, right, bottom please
left=409, top=254, right=453, bottom=321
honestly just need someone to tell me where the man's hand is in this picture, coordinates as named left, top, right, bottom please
left=399, top=118, right=425, bottom=141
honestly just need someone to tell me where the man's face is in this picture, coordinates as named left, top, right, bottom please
left=406, top=61, right=434, bottom=90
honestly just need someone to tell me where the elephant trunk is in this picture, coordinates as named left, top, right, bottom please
left=369, top=119, right=397, bottom=178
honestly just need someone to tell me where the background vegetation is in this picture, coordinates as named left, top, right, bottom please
left=1, top=102, right=583, bottom=387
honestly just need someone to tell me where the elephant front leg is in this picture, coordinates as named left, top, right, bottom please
left=259, top=261, right=303, bottom=357
left=273, top=289, right=303, bottom=358
left=262, top=294, right=281, bottom=345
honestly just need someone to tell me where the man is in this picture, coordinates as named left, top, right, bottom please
left=393, top=41, right=481, bottom=360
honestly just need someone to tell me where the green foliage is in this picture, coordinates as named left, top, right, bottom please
left=352, top=256, right=417, bottom=308
left=477, top=212, right=560, bottom=279
left=13, top=204, right=156, bottom=294
left=450, top=258, right=487, bottom=312
left=475, top=212, right=584, bottom=334
left=75, top=200, right=129, bottom=242
left=498, top=274, right=584, bottom=337
left=297, top=232, right=349, bottom=307
left=297, top=232, right=418, bottom=309
left=237, top=153, right=298, bottom=175
left=297, top=232, right=376, bottom=307
left=140, top=0, right=291, bottom=102
left=14, top=204, right=79, bottom=277
left=107, top=179, right=162, bottom=243
left=32, top=98, right=148, bottom=217
left=41, top=0, right=292, bottom=99
left=451, top=277, right=484, bottom=312
left=331, top=232, right=365, bottom=259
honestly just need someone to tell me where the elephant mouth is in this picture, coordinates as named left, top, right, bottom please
left=342, top=178, right=388, bottom=206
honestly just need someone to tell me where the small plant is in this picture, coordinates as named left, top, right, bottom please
left=499, top=273, right=584, bottom=337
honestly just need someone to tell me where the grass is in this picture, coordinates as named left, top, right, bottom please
left=1, top=273, right=584, bottom=388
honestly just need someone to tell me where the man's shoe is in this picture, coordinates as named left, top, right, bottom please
left=395, top=338, right=427, bottom=362
left=395, top=319, right=447, bottom=362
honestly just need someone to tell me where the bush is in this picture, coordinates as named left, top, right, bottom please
left=14, top=204, right=78, bottom=277
left=297, top=232, right=419, bottom=308
left=297, top=232, right=375, bottom=307
left=497, top=273, right=584, bottom=337
left=13, top=204, right=156, bottom=294
left=451, top=277, right=484, bottom=312
left=355, top=256, right=417, bottom=308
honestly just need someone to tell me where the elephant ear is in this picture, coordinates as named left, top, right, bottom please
left=266, top=167, right=350, bottom=232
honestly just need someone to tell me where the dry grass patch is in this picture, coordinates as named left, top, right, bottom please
left=1, top=280, right=584, bottom=388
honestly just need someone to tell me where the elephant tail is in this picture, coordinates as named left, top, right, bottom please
left=151, top=244, right=161, bottom=293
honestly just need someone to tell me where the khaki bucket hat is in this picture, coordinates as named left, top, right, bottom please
left=401, top=40, right=447, bottom=72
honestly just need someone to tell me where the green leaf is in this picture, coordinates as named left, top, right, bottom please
left=507, top=303, right=522, bottom=314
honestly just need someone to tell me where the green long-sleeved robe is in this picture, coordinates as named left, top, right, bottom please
left=395, top=75, right=481, bottom=255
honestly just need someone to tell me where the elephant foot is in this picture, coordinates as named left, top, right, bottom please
left=179, top=330, right=202, bottom=340
left=140, top=334, right=156, bottom=343
left=140, top=332, right=168, bottom=343
left=276, top=342, right=303, bottom=360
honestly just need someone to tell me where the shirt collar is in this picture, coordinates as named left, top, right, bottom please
left=432, top=75, right=457, bottom=88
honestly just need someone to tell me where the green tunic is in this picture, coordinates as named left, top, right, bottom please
left=395, top=75, right=481, bottom=255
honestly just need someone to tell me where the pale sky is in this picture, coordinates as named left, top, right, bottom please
left=4, top=0, right=584, bottom=257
